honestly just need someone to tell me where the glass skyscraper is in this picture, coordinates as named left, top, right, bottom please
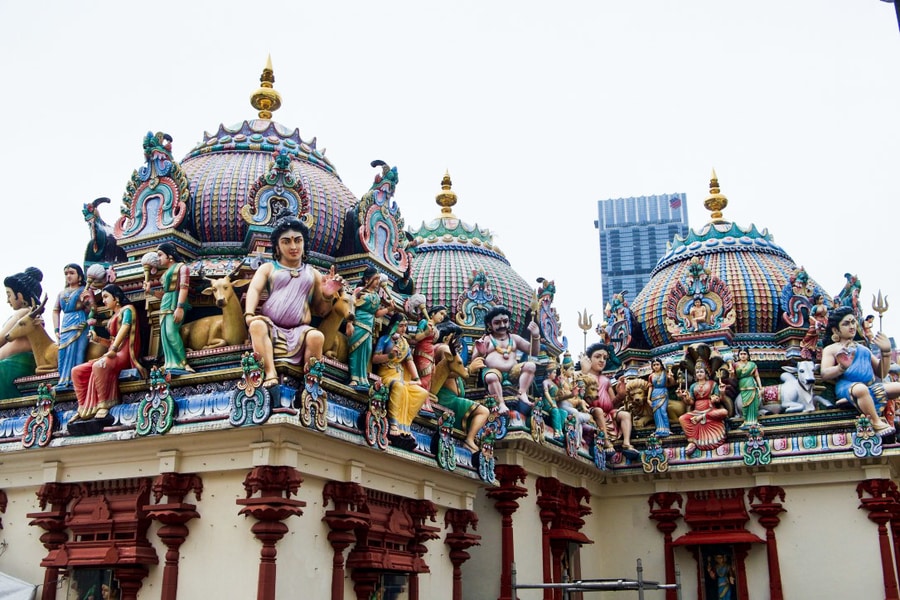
left=594, top=193, right=690, bottom=308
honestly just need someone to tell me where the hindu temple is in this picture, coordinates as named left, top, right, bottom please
left=0, top=60, right=898, bottom=600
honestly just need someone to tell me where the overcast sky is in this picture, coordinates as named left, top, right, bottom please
left=1, top=1, right=898, bottom=348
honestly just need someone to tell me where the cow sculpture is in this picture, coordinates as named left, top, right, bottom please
left=760, top=360, right=831, bottom=413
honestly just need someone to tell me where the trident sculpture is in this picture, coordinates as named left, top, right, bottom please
left=577, top=308, right=593, bottom=353
left=873, top=290, right=890, bottom=333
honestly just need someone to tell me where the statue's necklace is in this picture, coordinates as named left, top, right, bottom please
left=491, top=335, right=512, bottom=359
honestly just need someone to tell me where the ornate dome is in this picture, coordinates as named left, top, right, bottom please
left=409, top=173, right=534, bottom=333
left=178, top=60, right=356, bottom=258
left=631, top=172, right=825, bottom=348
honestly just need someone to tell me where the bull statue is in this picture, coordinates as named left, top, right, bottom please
left=760, top=360, right=832, bottom=414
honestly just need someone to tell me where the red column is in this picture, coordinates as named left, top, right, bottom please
left=733, top=545, right=751, bottom=600
left=408, top=500, right=440, bottom=600
left=748, top=485, right=785, bottom=600
left=889, top=487, right=900, bottom=594
left=115, top=567, right=148, bottom=600
left=647, top=492, right=683, bottom=600
left=535, top=486, right=558, bottom=600
left=236, top=466, right=306, bottom=600
left=858, top=479, right=900, bottom=600
left=322, top=482, right=369, bottom=600
left=144, top=473, right=203, bottom=600
left=27, top=483, right=80, bottom=600
left=485, top=464, right=528, bottom=600
left=444, top=509, right=481, bottom=600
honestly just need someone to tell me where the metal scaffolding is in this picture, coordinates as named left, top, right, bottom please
left=511, top=558, right=681, bottom=599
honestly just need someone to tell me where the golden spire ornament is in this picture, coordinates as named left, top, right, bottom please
left=250, top=55, right=282, bottom=120
left=435, top=170, right=458, bottom=218
left=703, top=168, right=729, bottom=222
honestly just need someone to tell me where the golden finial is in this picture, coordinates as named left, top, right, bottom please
left=703, top=168, right=729, bottom=222
left=250, top=55, right=282, bottom=120
left=435, top=170, right=458, bottom=217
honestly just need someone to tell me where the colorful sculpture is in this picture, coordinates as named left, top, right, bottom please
left=181, top=273, right=251, bottom=350
left=0, top=267, right=43, bottom=399
left=648, top=358, right=673, bottom=437
left=372, top=314, right=429, bottom=445
left=70, top=285, right=146, bottom=423
left=732, top=348, right=762, bottom=428
left=413, top=304, right=448, bottom=395
left=144, top=243, right=193, bottom=373
left=348, top=266, right=391, bottom=390
left=430, top=324, right=489, bottom=452
left=677, top=344, right=728, bottom=454
left=821, top=306, right=900, bottom=437
left=52, top=264, right=90, bottom=389
left=580, top=342, right=635, bottom=452
left=243, top=214, right=342, bottom=387
left=470, top=306, right=540, bottom=414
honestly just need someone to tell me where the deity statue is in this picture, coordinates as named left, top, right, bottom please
left=0, top=267, right=43, bottom=399
left=648, top=358, right=673, bottom=437
left=820, top=306, right=900, bottom=437
left=469, top=306, right=540, bottom=414
left=732, top=348, right=762, bottom=428
left=800, top=294, right=828, bottom=361
left=52, top=264, right=90, bottom=390
left=687, top=296, right=711, bottom=332
left=347, top=266, right=391, bottom=391
left=677, top=344, right=728, bottom=454
left=372, top=313, right=429, bottom=444
left=580, top=342, right=635, bottom=452
left=70, top=285, right=146, bottom=422
left=413, top=304, right=448, bottom=396
left=144, top=243, right=194, bottom=373
left=243, top=214, right=343, bottom=387
left=431, top=323, right=489, bottom=452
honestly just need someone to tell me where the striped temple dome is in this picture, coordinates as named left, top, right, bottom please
left=180, top=119, right=355, bottom=257
left=409, top=173, right=533, bottom=333
left=176, top=61, right=356, bottom=257
left=631, top=173, right=822, bottom=348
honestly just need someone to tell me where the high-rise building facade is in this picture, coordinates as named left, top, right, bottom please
left=594, top=193, right=689, bottom=307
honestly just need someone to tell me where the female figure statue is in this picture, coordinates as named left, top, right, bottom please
left=144, top=243, right=193, bottom=373
left=540, top=361, right=571, bottom=437
left=347, top=266, right=390, bottom=390
left=677, top=347, right=728, bottom=454
left=372, top=314, right=429, bottom=442
left=648, top=358, right=672, bottom=437
left=0, top=267, right=43, bottom=399
left=821, top=306, right=900, bottom=436
left=580, top=342, right=635, bottom=452
left=732, top=348, right=762, bottom=428
left=70, top=285, right=145, bottom=422
left=52, top=264, right=89, bottom=390
left=414, top=304, right=448, bottom=394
